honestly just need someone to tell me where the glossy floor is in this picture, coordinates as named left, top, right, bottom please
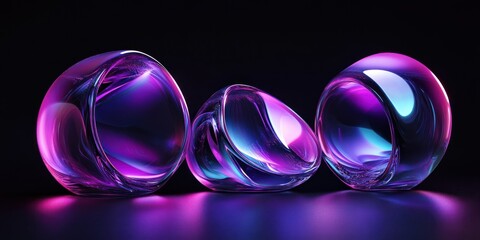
left=3, top=190, right=479, bottom=239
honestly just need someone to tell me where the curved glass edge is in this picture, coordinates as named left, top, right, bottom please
left=187, top=84, right=321, bottom=192
left=37, top=50, right=190, bottom=196
left=316, top=52, right=452, bottom=191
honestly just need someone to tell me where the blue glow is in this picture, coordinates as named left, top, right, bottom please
left=357, top=127, right=392, bottom=156
left=364, top=69, right=415, bottom=117
left=332, top=126, right=391, bottom=167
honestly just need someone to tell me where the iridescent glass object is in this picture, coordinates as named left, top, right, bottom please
left=316, top=52, right=452, bottom=190
left=37, top=50, right=190, bottom=196
left=187, top=84, right=321, bottom=192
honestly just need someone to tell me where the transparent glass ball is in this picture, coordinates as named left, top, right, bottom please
left=37, top=50, right=190, bottom=196
left=316, top=52, right=452, bottom=190
left=187, top=84, right=321, bottom=192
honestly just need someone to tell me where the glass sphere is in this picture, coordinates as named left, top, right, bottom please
left=187, top=84, right=321, bottom=192
left=316, top=52, right=452, bottom=190
left=37, top=50, right=190, bottom=196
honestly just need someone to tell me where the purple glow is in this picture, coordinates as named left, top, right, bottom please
left=316, top=52, right=452, bottom=190
left=260, top=92, right=303, bottom=148
left=36, top=50, right=190, bottom=196
left=187, top=84, right=321, bottom=192
left=28, top=191, right=470, bottom=239
left=310, top=191, right=465, bottom=238
left=35, top=196, right=77, bottom=214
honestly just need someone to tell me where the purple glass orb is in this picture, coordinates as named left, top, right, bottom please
left=187, top=84, right=321, bottom=192
left=37, top=50, right=190, bottom=196
left=316, top=52, right=452, bottom=191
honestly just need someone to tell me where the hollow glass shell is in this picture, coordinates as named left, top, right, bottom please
left=37, top=50, right=190, bottom=196
left=187, top=84, right=321, bottom=192
left=316, top=52, right=452, bottom=190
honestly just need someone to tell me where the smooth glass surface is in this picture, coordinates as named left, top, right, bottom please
left=187, top=84, right=321, bottom=192
left=37, top=50, right=190, bottom=196
left=316, top=52, right=452, bottom=190
left=320, top=81, right=394, bottom=187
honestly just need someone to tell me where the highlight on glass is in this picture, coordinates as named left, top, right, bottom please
left=315, top=52, right=452, bottom=191
left=187, top=84, right=321, bottom=192
left=37, top=50, right=190, bottom=196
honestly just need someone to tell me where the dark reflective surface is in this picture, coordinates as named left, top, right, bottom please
left=3, top=191, right=479, bottom=239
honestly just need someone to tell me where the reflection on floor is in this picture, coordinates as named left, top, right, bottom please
left=4, top=190, right=479, bottom=239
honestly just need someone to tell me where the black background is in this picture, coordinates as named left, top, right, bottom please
left=1, top=1, right=478, bottom=197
